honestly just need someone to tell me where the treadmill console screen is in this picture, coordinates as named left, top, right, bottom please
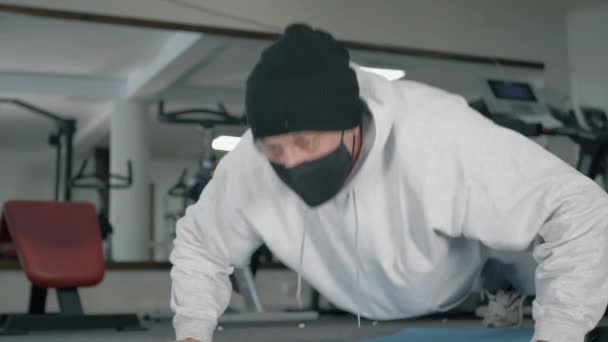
left=488, top=80, right=537, bottom=102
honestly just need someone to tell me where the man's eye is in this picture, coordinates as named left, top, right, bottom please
left=296, top=138, right=315, bottom=149
left=267, top=146, right=280, bottom=154
left=264, top=145, right=283, bottom=158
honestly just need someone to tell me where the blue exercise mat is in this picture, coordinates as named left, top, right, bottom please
left=364, top=328, right=534, bottom=342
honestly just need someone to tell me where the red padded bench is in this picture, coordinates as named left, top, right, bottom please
left=0, top=200, right=142, bottom=334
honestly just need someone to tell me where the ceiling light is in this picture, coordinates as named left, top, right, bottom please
left=359, top=66, right=406, bottom=81
left=212, top=135, right=241, bottom=152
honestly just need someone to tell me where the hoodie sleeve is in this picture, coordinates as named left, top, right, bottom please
left=169, top=142, right=263, bottom=342
left=433, top=97, right=608, bottom=342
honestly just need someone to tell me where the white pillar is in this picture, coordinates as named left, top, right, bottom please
left=110, top=100, right=151, bottom=261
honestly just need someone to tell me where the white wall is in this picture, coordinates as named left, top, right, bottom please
left=0, top=268, right=313, bottom=316
left=0, top=269, right=172, bottom=315
left=0, top=147, right=98, bottom=207
left=0, top=0, right=571, bottom=99
left=567, top=3, right=608, bottom=111
left=0, top=148, right=52, bottom=206
left=565, top=3, right=608, bottom=178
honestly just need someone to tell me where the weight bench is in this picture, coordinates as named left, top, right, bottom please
left=0, top=200, right=143, bottom=334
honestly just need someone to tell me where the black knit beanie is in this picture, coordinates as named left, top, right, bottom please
left=246, top=23, right=363, bottom=139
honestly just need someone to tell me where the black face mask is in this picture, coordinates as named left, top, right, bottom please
left=271, top=131, right=355, bottom=207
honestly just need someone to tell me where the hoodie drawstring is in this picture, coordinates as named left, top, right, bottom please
left=296, top=189, right=362, bottom=328
left=352, top=189, right=362, bottom=327
left=296, top=226, right=307, bottom=308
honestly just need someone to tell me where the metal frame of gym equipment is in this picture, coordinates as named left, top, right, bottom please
left=0, top=99, right=76, bottom=202
left=70, top=158, right=133, bottom=260
left=157, top=100, right=319, bottom=324
left=544, top=107, right=608, bottom=185
left=0, top=98, right=143, bottom=334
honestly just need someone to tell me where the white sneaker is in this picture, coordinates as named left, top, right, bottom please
left=475, top=289, right=526, bottom=328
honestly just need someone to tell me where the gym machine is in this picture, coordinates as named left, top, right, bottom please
left=544, top=106, right=608, bottom=184
left=0, top=99, right=142, bottom=333
left=70, top=158, right=133, bottom=259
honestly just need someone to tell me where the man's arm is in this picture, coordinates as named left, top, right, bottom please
left=526, top=177, right=608, bottom=342
left=170, top=150, right=262, bottom=342
left=431, top=98, right=608, bottom=342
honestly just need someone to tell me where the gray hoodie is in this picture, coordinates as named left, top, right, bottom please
left=170, top=68, right=608, bottom=342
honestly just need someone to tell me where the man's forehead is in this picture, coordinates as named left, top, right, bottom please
left=260, top=131, right=323, bottom=143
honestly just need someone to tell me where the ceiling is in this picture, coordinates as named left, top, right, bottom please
left=0, top=12, right=547, bottom=161
left=0, top=13, right=173, bottom=77
left=183, top=37, right=269, bottom=89
left=0, top=13, right=175, bottom=151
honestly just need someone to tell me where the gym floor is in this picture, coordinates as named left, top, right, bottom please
left=0, top=315, right=536, bottom=342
